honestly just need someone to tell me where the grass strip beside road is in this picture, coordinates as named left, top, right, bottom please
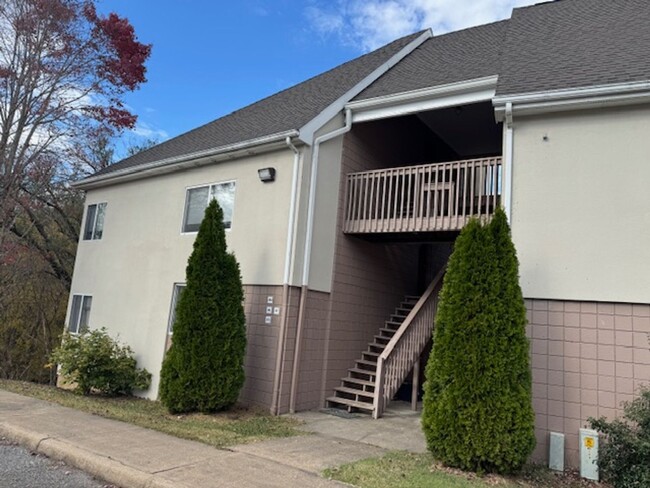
left=0, top=380, right=302, bottom=448
left=324, top=451, right=606, bottom=488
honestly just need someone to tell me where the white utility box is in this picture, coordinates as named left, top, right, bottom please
left=579, top=428, right=599, bottom=481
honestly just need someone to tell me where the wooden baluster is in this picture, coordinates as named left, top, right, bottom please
left=368, top=173, right=376, bottom=232
left=478, top=161, right=485, bottom=218
left=380, top=169, right=388, bottom=231
left=460, top=160, right=467, bottom=228
left=350, top=174, right=355, bottom=230
left=407, top=168, right=414, bottom=230
left=362, top=173, right=369, bottom=232
left=453, top=162, right=460, bottom=230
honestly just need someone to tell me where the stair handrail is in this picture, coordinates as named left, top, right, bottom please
left=372, top=267, right=446, bottom=418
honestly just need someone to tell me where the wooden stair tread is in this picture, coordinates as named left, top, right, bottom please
left=363, top=350, right=380, bottom=357
left=356, top=359, right=377, bottom=367
left=385, top=320, right=403, bottom=326
left=334, top=386, right=375, bottom=398
left=379, top=327, right=397, bottom=334
left=327, top=396, right=374, bottom=411
left=342, top=377, right=375, bottom=387
left=348, top=367, right=376, bottom=376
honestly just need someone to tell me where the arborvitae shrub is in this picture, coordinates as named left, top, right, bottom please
left=159, top=199, right=246, bottom=413
left=422, top=209, right=535, bottom=473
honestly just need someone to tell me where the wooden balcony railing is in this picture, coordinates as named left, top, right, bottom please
left=343, top=157, right=502, bottom=234
left=372, top=268, right=446, bottom=419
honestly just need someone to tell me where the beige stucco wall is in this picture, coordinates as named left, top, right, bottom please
left=68, top=149, right=295, bottom=399
left=511, top=105, right=650, bottom=304
left=307, top=114, right=346, bottom=292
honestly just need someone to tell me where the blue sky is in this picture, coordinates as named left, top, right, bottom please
left=99, top=0, right=537, bottom=155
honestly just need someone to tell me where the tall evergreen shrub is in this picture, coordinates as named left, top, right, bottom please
left=159, top=200, right=246, bottom=413
left=422, top=209, right=535, bottom=473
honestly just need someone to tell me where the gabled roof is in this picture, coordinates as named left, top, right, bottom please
left=88, top=31, right=426, bottom=181
left=354, top=20, right=508, bottom=101
left=496, top=0, right=650, bottom=96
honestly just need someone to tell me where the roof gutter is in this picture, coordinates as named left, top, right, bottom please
left=72, top=130, right=300, bottom=190
left=297, top=29, right=432, bottom=145
left=347, top=75, right=498, bottom=123
left=493, top=81, right=650, bottom=120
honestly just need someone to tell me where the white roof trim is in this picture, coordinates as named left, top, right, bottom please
left=346, top=75, right=498, bottom=123
left=73, top=130, right=299, bottom=190
left=297, top=29, right=432, bottom=145
left=493, top=80, right=650, bottom=119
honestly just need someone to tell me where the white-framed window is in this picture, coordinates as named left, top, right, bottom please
left=83, top=202, right=107, bottom=240
left=182, top=181, right=235, bottom=233
left=167, top=283, right=186, bottom=335
left=68, top=295, right=92, bottom=334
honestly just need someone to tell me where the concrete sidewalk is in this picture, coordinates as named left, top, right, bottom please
left=0, top=390, right=385, bottom=488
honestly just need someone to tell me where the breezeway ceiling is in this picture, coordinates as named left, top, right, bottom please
left=416, top=102, right=502, bottom=158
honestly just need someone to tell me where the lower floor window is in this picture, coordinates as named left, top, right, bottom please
left=69, top=295, right=92, bottom=334
left=168, top=284, right=186, bottom=335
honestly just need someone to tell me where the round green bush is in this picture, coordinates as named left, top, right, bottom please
left=159, top=199, right=246, bottom=413
left=51, top=327, right=151, bottom=395
left=590, top=387, right=650, bottom=487
left=422, top=209, right=535, bottom=473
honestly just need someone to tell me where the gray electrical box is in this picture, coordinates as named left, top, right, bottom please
left=549, top=432, right=565, bottom=471
left=580, top=428, right=599, bottom=481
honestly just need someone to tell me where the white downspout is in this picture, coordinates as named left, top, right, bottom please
left=270, top=137, right=302, bottom=415
left=288, top=109, right=353, bottom=413
left=503, top=102, right=514, bottom=221
left=283, top=137, right=301, bottom=285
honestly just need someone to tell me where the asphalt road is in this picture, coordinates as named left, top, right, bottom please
left=0, top=438, right=115, bottom=488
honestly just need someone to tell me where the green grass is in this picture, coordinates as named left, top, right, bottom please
left=324, top=452, right=605, bottom=488
left=0, top=380, right=302, bottom=448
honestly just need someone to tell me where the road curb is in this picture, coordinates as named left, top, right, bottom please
left=0, top=423, right=176, bottom=488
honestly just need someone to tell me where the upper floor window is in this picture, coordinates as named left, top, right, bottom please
left=182, top=181, right=235, bottom=233
left=69, top=294, right=92, bottom=334
left=84, top=203, right=106, bottom=240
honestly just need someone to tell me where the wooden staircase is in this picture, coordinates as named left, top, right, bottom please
left=326, top=295, right=420, bottom=413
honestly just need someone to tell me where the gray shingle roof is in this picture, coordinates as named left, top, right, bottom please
left=496, top=0, right=650, bottom=96
left=91, top=0, right=650, bottom=182
left=354, top=20, right=508, bottom=101
left=92, top=32, right=422, bottom=178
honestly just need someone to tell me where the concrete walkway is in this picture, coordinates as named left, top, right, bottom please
left=0, top=390, right=391, bottom=488
left=292, top=401, right=427, bottom=453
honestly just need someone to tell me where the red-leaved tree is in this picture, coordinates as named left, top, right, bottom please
left=0, top=0, right=150, bottom=279
left=0, top=0, right=151, bottom=382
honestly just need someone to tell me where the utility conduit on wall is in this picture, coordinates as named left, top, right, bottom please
left=270, top=137, right=302, bottom=415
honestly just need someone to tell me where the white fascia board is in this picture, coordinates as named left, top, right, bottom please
left=346, top=76, right=498, bottom=123
left=493, top=80, right=650, bottom=120
left=72, top=130, right=300, bottom=190
left=297, top=29, right=433, bottom=145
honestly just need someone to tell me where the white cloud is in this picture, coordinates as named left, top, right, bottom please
left=131, top=121, right=168, bottom=141
left=305, top=0, right=539, bottom=52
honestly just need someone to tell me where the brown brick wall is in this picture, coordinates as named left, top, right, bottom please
left=526, top=298, right=650, bottom=467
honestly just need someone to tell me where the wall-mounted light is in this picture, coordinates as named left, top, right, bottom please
left=258, top=167, right=276, bottom=183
